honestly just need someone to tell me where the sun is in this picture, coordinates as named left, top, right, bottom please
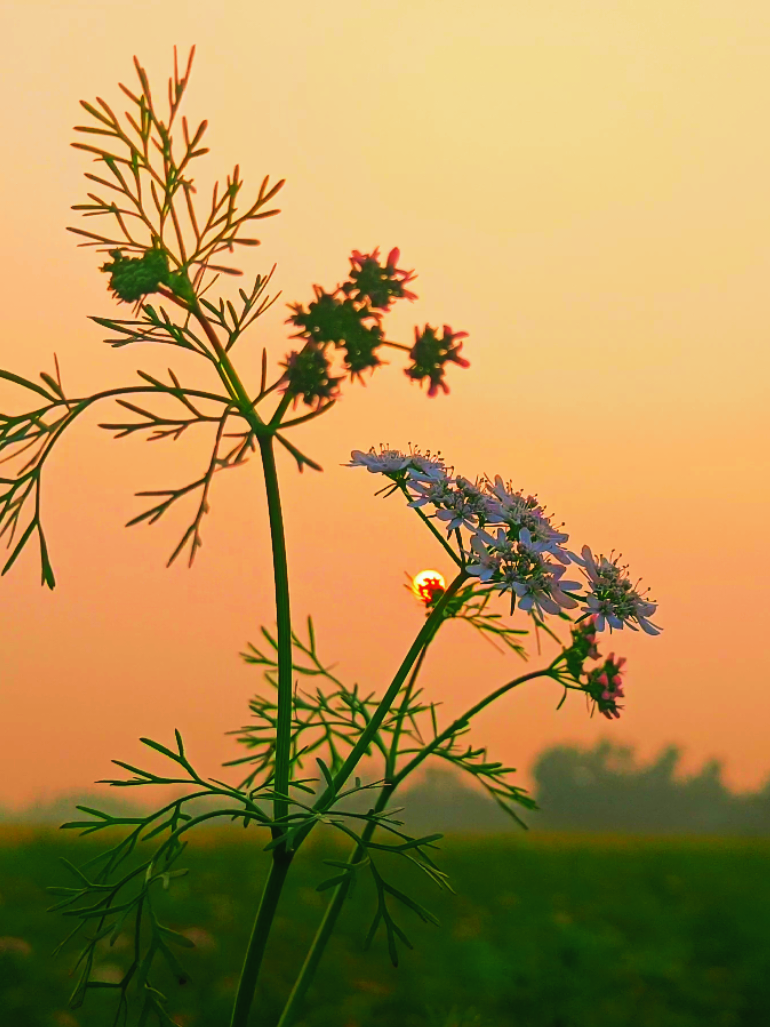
left=412, top=569, right=447, bottom=605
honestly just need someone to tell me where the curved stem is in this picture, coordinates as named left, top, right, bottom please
left=391, top=664, right=557, bottom=787
left=291, top=572, right=468, bottom=851
left=158, top=288, right=267, bottom=434
left=229, top=851, right=294, bottom=1027
left=386, top=643, right=429, bottom=779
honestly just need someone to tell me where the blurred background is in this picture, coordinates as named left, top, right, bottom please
left=1, top=0, right=769, bottom=813
left=1, top=2, right=769, bottom=1024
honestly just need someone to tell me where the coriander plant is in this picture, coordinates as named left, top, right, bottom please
left=0, top=48, right=661, bottom=1027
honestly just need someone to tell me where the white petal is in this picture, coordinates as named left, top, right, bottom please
left=639, top=617, right=662, bottom=635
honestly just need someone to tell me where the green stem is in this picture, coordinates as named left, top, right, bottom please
left=291, top=572, right=468, bottom=850
left=386, top=644, right=429, bottom=779
left=391, top=664, right=557, bottom=787
left=229, top=851, right=294, bottom=1027
left=257, top=435, right=293, bottom=833
left=275, top=786, right=393, bottom=1027
left=399, top=483, right=462, bottom=566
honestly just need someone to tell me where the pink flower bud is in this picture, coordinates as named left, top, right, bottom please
left=612, top=674, right=623, bottom=686
left=598, top=672, right=609, bottom=687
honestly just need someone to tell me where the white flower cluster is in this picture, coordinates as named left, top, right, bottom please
left=568, top=546, right=661, bottom=635
left=347, top=445, right=661, bottom=633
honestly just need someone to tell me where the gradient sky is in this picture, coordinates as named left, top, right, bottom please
left=1, top=0, right=768, bottom=811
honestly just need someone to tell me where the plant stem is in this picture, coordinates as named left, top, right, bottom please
left=393, top=663, right=559, bottom=786
left=229, top=850, right=294, bottom=1027
left=399, top=483, right=462, bottom=566
left=257, top=435, right=293, bottom=834
left=291, top=572, right=468, bottom=850
left=275, top=788, right=392, bottom=1027
left=386, top=644, right=429, bottom=779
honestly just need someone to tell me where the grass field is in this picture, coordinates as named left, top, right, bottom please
left=1, top=827, right=769, bottom=1026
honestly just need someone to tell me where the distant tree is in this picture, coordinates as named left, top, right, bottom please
left=533, top=741, right=770, bottom=835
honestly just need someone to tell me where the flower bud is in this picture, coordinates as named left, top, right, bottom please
left=100, top=247, right=172, bottom=303
left=280, top=344, right=342, bottom=407
left=341, top=247, right=418, bottom=310
left=405, top=324, right=470, bottom=397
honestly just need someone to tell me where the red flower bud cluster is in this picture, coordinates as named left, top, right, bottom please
left=564, top=614, right=601, bottom=679
left=585, top=653, right=627, bottom=720
left=575, top=615, right=601, bottom=660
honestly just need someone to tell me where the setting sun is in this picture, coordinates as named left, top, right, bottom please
left=412, top=569, right=447, bottom=605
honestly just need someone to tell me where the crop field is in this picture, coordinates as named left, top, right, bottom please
left=1, top=828, right=769, bottom=1027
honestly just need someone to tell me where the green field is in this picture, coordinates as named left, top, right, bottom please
left=1, top=828, right=769, bottom=1026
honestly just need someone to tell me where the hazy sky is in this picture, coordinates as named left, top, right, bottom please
left=1, top=0, right=768, bottom=811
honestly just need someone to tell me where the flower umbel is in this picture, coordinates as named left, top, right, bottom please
left=484, top=476, right=571, bottom=564
left=571, top=546, right=661, bottom=634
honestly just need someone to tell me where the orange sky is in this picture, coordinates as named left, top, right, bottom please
left=1, top=0, right=769, bottom=811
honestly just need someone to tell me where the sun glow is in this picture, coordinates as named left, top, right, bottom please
left=412, top=569, right=447, bottom=605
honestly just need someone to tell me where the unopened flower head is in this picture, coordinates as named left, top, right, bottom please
left=563, top=613, right=602, bottom=680
left=571, top=613, right=601, bottom=661
left=100, top=247, right=172, bottom=303
left=280, top=344, right=342, bottom=408
left=286, top=286, right=383, bottom=347
left=570, top=546, right=661, bottom=634
left=405, top=324, right=470, bottom=397
left=585, top=652, right=628, bottom=719
left=341, top=247, right=418, bottom=310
